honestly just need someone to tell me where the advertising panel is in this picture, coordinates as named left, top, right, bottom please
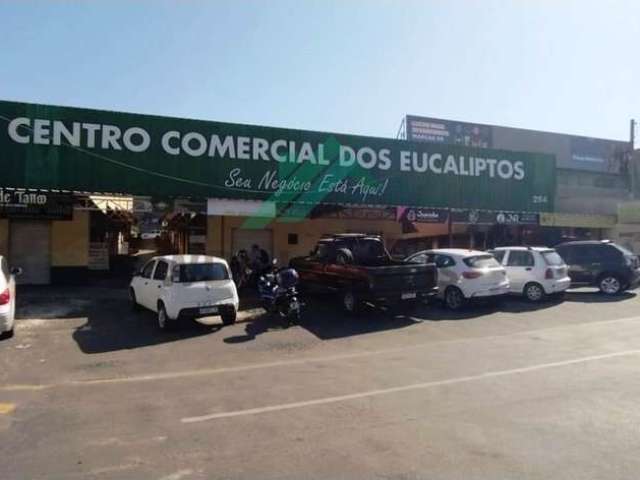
left=0, top=100, right=555, bottom=212
left=406, top=115, right=492, bottom=147
left=569, top=136, right=631, bottom=174
left=407, top=114, right=631, bottom=176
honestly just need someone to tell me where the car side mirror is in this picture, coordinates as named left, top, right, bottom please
left=10, top=267, right=22, bottom=276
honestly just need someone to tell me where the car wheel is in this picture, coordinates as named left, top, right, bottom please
left=129, top=288, right=141, bottom=311
left=221, top=309, right=237, bottom=326
left=445, top=287, right=465, bottom=310
left=157, top=303, right=175, bottom=331
left=343, top=290, right=360, bottom=315
left=598, top=275, right=622, bottom=295
left=524, top=282, right=545, bottom=302
left=0, top=328, right=14, bottom=340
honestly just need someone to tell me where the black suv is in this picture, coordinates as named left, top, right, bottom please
left=555, top=240, right=640, bottom=295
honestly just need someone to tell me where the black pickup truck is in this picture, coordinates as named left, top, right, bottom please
left=290, top=234, right=438, bottom=314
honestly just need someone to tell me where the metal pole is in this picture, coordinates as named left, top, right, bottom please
left=630, top=119, right=637, bottom=198
left=447, top=209, right=453, bottom=247
left=221, top=215, right=225, bottom=259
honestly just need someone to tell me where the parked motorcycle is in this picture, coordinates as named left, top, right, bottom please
left=257, top=259, right=302, bottom=326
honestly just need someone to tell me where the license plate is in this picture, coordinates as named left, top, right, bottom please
left=401, top=292, right=417, bottom=300
left=199, top=307, right=218, bottom=314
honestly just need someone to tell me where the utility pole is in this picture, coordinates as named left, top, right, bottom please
left=631, top=119, right=637, bottom=198
left=447, top=208, right=453, bottom=247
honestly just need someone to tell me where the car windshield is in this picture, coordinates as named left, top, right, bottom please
left=542, top=250, right=564, bottom=265
left=463, top=255, right=500, bottom=268
left=177, top=263, right=229, bottom=282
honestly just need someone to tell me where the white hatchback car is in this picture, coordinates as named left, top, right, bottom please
left=0, top=256, right=21, bottom=339
left=407, top=249, right=509, bottom=310
left=489, top=246, right=571, bottom=302
left=130, top=255, right=239, bottom=330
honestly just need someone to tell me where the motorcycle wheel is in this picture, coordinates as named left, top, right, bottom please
left=288, top=310, right=301, bottom=327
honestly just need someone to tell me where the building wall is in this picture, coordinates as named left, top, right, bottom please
left=206, top=215, right=404, bottom=264
left=0, top=219, right=8, bottom=257
left=51, top=209, right=89, bottom=283
left=407, top=115, right=633, bottom=217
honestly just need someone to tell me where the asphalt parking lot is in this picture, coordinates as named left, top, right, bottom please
left=2, top=286, right=640, bottom=480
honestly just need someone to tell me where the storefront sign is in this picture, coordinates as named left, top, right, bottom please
left=451, top=209, right=539, bottom=225
left=0, top=188, right=73, bottom=220
left=396, top=207, right=449, bottom=223
left=539, top=212, right=616, bottom=228
left=207, top=199, right=276, bottom=217
left=618, top=201, right=640, bottom=224
left=88, top=242, right=110, bottom=271
left=0, top=100, right=555, bottom=212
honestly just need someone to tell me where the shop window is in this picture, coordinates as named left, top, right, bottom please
left=288, top=233, right=298, bottom=245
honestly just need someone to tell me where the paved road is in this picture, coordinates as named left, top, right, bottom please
left=2, top=287, right=640, bottom=479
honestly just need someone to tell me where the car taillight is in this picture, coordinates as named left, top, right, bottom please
left=545, top=268, right=554, bottom=279
left=462, top=270, right=483, bottom=279
left=0, top=288, right=10, bottom=306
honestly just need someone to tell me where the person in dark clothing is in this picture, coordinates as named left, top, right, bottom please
left=251, top=244, right=270, bottom=275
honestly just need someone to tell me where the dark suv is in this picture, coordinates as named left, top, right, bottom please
left=555, top=240, right=640, bottom=295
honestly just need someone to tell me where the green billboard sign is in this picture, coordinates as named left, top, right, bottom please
left=0, top=100, right=556, bottom=211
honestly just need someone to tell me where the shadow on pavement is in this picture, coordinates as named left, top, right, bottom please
left=224, top=293, right=422, bottom=343
left=20, top=284, right=636, bottom=353
left=409, top=299, right=501, bottom=321
left=72, top=309, right=221, bottom=354
left=564, top=290, right=637, bottom=303
left=16, top=286, right=232, bottom=354
left=223, top=312, right=293, bottom=344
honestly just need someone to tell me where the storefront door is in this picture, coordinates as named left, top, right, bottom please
left=9, top=220, right=51, bottom=285
left=231, top=228, right=273, bottom=258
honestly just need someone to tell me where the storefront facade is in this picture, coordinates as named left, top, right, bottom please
left=0, top=190, right=89, bottom=284
left=0, top=100, right=557, bottom=284
left=403, top=114, right=635, bottom=245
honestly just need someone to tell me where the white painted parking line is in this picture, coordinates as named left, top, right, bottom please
left=4, top=314, right=640, bottom=392
left=181, top=349, right=640, bottom=423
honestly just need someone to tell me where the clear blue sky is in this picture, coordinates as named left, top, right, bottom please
left=1, top=0, right=638, bottom=141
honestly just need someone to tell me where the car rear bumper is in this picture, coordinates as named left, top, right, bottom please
left=0, top=308, right=13, bottom=333
left=545, top=277, right=571, bottom=294
left=468, top=283, right=510, bottom=298
left=177, top=303, right=237, bottom=320
left=364, top=286, right=439, bottom=305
